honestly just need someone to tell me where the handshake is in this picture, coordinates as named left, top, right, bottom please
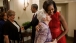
left=20, top=26, right=32, bottom=33
left=20, top=26, right=25, bottom=33
left=21, top=26, right=24, bottom=30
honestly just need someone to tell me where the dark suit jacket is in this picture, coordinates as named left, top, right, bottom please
left=3, top=20, right=21, bottom=40
left=24, top=14, right=39, bottom=40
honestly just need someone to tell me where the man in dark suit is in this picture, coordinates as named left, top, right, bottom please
left=24, top=4, right=39, bottom=43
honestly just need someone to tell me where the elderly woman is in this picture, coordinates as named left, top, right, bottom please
left=3, top=10, right=22, bottom=43
left=0, top=12, right=7, bottom=43
left=34, top=9, right=53, bottom=43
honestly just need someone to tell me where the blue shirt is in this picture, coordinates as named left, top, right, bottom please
left=0, top=19, right=5, bottom=35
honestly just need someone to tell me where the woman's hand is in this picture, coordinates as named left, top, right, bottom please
left=36, top=23, right=42, bottom=31
left=36, top=25, right=40, bottom=31
left=51, top=39, right=57, bottom=43
left=51, top=39, right=57, bottom=42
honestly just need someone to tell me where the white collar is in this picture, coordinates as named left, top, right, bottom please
left=34, top=11, right=38, bottom=15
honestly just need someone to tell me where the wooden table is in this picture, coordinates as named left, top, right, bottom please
left=21, top=31, right=32, bottom=43
left=22, top=31, right=32, bottom=37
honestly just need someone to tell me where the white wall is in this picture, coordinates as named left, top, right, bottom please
left=10, top=0, right=33, bottom=26
left=32, top=0, right=39, bottom=10
left=67, top=2, right=76, bottom=37
left=53, top=0, right=76, bottom=3
left=9, top=0, right=40, bottom=26
left=0, top=0, right=3, bottom=6
left=39, top=0, right=45, bottom=9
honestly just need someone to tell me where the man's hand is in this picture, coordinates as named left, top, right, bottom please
left=21, top=26, right=24, bottom=30
left=21, top=26, right=25, bottom=32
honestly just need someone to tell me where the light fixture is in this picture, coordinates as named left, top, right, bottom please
left=8, top=0, right=11, bottom=2
left=23, top=0, right=29, bottom=11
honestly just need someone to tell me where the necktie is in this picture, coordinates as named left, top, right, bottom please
left=32, top=14, right=36, bottom=19
left=34, top=14, right=36, bottom=18
left=33, top=14, right=36, bottom=18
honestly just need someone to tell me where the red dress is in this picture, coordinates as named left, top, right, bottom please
left=49, top=12, right=66, bottom=43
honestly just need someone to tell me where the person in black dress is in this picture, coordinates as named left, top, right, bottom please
left=3, top=10, right=22, bottom=43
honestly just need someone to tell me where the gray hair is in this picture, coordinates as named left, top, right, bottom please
left=37, top=9, right=46, bottom=22
left=7, top=10, right=15, bottom=17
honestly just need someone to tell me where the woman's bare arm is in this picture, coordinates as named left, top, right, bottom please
left=4, top=35, right=9, bottom=43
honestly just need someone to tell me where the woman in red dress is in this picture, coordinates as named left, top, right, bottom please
left=43, top=0, right=68, bottom=43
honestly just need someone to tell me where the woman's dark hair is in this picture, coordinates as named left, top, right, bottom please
left=0, top=12, right=6, bottom=20
left=43, top=0, right=57, bottom=13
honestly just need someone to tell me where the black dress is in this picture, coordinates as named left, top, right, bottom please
left=3, top=20, right=21, bottom=43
